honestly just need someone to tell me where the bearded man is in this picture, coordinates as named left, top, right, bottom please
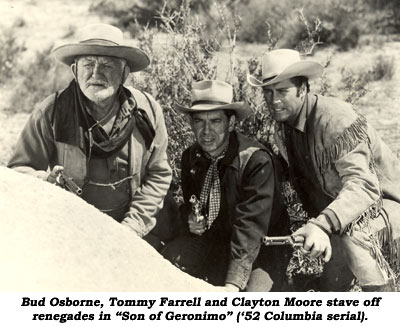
left=8, top=24, right=172, bottom=241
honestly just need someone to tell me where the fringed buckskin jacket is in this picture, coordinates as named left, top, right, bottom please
left=8, top=86, right=172, bottom=237
left=276, top=94, right=400, bottom=234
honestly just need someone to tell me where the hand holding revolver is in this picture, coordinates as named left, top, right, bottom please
left=263, top=224, right=332, bottom=263
left=47, top=165, right=82, bottom=196
left=293, top=223, right=332, bottom=262
left=189, top=195, right=206, bottom=235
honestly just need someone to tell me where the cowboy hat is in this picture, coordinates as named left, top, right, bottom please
left=247, top=49, right=323, bottom=87
left=175, top=80, right=251, bottom=121
left=52, top=23, right=150, bottom=72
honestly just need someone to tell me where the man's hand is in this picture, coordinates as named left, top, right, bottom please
left=47, top=165, right=64, bottom=184
left=293, top=223, right=332, bottom=262
left=188, top=212, right=206, bottom=235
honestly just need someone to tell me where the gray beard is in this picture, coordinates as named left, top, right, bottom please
left=84, top=86, right=116, bottom=104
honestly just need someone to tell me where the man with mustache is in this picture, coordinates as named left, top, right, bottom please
left=162, top=80, right=290, bottom=291
left=248, top=49, right=400, bottom=291
left=8, top=24, right=172, bottom=243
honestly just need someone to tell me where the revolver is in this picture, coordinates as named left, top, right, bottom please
left=189, top=195, right=204, bottom=223
left=56, top=171, right=83, bottom=196
left=263, top=235, right=304, bottom=248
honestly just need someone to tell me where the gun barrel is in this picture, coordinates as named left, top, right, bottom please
left=263, top=235, right=303, bottom=247
left=57, top=172, right=83, bottom=196
left=64, top=177, right=83, bottom=196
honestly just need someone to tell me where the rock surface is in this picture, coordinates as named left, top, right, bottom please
left=0, top=167, right=215, bottom=291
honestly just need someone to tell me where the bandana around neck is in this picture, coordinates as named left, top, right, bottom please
left=53, top=80, right=155, bottom=159
left=200, top=144, right=229, bottom=229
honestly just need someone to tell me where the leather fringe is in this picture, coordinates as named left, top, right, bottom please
left=316, top=115, right=369, bottom=173
left=377, top=208, right=400, bottom=271
left=345, top=200, right=397, bottom=287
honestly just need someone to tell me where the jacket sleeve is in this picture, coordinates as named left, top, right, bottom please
left=7, top=95, right=56, bottom=180
left=121, top=97, right=172, bottom=237
left=320, top=139, right=381, bottom=232
left=225, top=150, right=274, bottom=289
left=178, top=148, right=195, bottom=234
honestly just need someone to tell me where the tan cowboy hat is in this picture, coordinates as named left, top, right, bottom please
left=175, top=80, right=251, bottom=121
left=52, top=23, right=150, bottom=72
left=247, top=49, right=323, bottom=87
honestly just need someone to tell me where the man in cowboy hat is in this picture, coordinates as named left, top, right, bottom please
left=248, top=48, right=400, bottom=291
left=162, top=80, right=291, bottom=291
left=8, top=24, right=173, bottom=242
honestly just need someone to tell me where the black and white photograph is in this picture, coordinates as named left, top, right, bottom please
left=1, top=0, right=400, bottom=306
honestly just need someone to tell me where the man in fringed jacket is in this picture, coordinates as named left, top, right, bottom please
left=162, top=80, right=291, bottom=292
left=248, top=49, right=400, bottom=291
left=8, top=24, right=173, bottom=244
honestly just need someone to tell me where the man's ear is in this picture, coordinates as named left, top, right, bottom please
left=71, top=63, right=77, bottom=80
left=228, top=114, right=236, bottom=132
left=298, top=83, right=307, bottom=100
left=122, top=65, right=130, bottom=84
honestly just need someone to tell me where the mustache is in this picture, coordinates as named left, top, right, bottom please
left=86, top=79, right=107, bottom=87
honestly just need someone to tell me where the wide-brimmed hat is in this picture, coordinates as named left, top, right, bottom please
left=52, top=23, right=150, bottom=72
left=247, top=49, right=323, bottom=87
left=175, top=80, right=251, bottom=121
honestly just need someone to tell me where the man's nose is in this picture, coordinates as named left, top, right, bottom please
left=92, top=63, right=103, bottom=78
left=203, top=121, right=211, bottom=133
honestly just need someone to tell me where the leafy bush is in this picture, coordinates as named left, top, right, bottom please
left=129, top=2, right=220, bottom=197
left=7, top=46, right=71, bottom=114
left=337, top=54, right=395, bottom=107
left=234, top=0, right=365, bottom=50
left=0, top=27, right=26, bottom=84
left=365, top=55, right=395, bottom=82
left=90, top=0, right=213, bottom=31
left=339, top=67, right=368, bottom=105
left=364, top=0, right=400, bottom=33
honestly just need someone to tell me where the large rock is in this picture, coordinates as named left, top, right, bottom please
left=0, top=167, right=215, bottom=291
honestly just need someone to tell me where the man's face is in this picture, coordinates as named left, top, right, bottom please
left=74, top=56, right=126, bottom=105
left=262, top=79, right=304, bottom=124
left=190, top=110, right=235, bottom=157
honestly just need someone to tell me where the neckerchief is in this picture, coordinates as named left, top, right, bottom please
left=53, top=80, right=155, bottom=159
left=200, top=145, right=229, bottom=229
